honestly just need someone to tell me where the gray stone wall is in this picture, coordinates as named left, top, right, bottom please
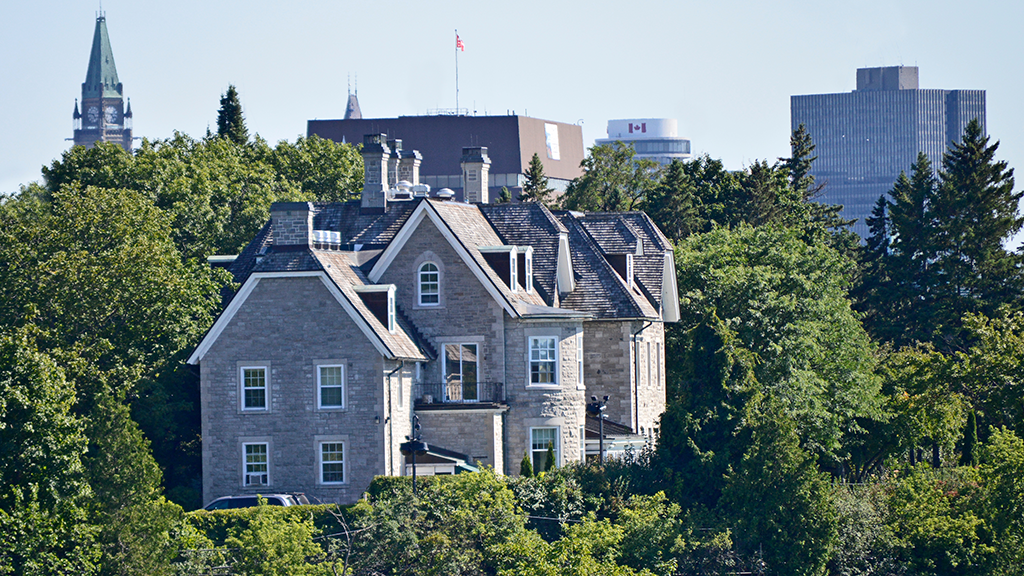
left=416, top=409, right=503, bottom=469
left=503, top=319, right=586, bottom=474
left=201, top=275, right=389, bottom=506
left=581, top=320, right=666, bottom=437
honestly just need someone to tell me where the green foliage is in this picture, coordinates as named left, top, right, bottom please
left=506, top=466, right=585, bottom=541
left=0, top=327, right=98, bottom=575
left=561, top=142, right=660, bottom=212
left=719, top=402, right=838, bottom=576
left=520, top=451, right=534, bottom=477
left=642, top=159, right=696, bottom=243
left=856, top=122, right=1023, bottom=351
left=979, top=428, right=1024, bottom=574
left=883, top=466, right=992, bottom=575
left=261, top=134, right=364, bottom=203
left=224, top=502, right=325, bottom=576
left=520, top=153, right=554, bottom=205
left=497, top=186, right=512, bottom=204
left=952, top=311, right=1024, bottom=434
left=671, top=225, right=881, bottom=466
left=961, top=411, right=980, bottom=467
left=217, top=84, right=249, bottom=145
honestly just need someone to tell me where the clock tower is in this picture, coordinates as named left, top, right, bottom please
left=72, top=13, right=132, bottom=151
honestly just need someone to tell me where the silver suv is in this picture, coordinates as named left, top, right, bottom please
left=203, top=493, right=310, bottom=511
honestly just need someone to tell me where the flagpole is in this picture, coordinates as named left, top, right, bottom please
left=455, top=29, right=460, bottom=115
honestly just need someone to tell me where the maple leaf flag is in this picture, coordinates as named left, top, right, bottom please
left=456, top=34, right=465, bottom=51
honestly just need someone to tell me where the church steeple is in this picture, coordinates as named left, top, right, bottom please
left=73, top=13, right=132, bottom=151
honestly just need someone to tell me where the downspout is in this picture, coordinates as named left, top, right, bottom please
left=632, top=321, right=653, bottom=433
left=385, top=361, right=404, bottom=476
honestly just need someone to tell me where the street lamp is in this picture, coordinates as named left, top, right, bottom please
left=586, top=395, right=609, bottom=465
left=399, top=415, right=428, bottom=495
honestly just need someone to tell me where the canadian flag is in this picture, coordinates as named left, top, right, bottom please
left=628, top=123, right=647, bottom=134
left=456, top=34, right=465, bottom=51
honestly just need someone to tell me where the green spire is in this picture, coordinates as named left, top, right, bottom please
left=82, top=15, right=122, bottom=100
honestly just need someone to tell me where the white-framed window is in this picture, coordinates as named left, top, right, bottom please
left=529, top=336, right=558, bottom=386
left=318, top=365, right=345, bottom=409
left=443, top=343, right=479, bottom=401
left=241, top=367, right=267, bottom=411
left=579, top=425, right=586, bottom=462
left=418, top=262, right=440, bottom=305
left=319, top=441, right=346, bottom=484
left=530, top=427, right=559, bottom=472
left=626, top=254, right=634, bottom=288
left=243, top=443, right=269, bottom=486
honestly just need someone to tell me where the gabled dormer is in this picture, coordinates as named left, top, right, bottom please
left=517, top=246, right=534, bottom=293
left=354, top=284, right=397, bottom=334
left=479, top=246, right=518, bottom=292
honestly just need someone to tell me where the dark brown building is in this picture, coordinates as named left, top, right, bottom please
left=307, top=114, right=584, bottom=202
left=72, top=14, right=132, bottom=151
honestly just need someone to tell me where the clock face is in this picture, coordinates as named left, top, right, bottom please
left=87, top=106, right=99, bottom=123
left=104, top=106, right=117, bottom=123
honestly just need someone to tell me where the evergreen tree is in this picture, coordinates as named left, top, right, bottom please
left=520, top=452, right=534, bottom=477
left=643, top=159, right=697, bottom=243
left=544, top=441, right=557, bottom=472
left=216, top=85, right=248, bottom=145
left=929, top=118, right=1023, bottom=344
left=781, top=123, right=818, bottom=201
left=496, top=186, right=512, bottom=204
left=519, top=153, right=554, bottom=205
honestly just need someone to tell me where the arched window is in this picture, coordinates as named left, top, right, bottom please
left=419, top=262, right=440, bottom=306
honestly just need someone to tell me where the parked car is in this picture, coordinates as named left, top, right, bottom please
left=203, top=493, right=309, bottom=511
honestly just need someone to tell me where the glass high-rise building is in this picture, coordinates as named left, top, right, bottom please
left=791, top=66, right=985, bottom=238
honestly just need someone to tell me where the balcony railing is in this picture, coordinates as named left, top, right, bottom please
left=414, top=382, right=505, bottom=405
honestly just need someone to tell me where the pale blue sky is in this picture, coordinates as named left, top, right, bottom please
left=2, top=0, right=1021, bottom=245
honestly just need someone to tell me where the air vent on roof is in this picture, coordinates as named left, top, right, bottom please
left=412, top=183, right=431, bottom=197
left=436, top=188, right=455, bottom=200
left=312, top=230, right=342, bottom=250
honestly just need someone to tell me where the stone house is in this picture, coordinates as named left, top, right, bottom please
left=187, top=135, right=679, bottom=506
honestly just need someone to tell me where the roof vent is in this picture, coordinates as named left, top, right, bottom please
left=412, top=183, right=431, bottom=197
left=437, top=188, right=455, bottom=201
left=312, top=230, right=342, bottom=250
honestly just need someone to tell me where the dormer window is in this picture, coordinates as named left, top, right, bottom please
left=518, top=246, right=534, bottom=293
left=479, top=246, right=518, bottom=292
left=355, top=285, right=397, bottom=334
left=626, top=254, right=634, bottom=289
left=607, top=253, right=635, bottom=289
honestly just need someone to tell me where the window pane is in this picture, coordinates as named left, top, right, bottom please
left=531, top=428, right=558, bottom=473
left=243, top=368, right=266, bottom=409
left=245, top=444, right=268, bottom=485
left=320, top=366, right=344, bottom=408
left=322, top=442, right=344, bottom=483
left=320, top=366, right=343, bottom=386
left=462, top=344, right=478, bottom=401
left=420, top=263, right=439, bottom=304
left=530, top=337, right=557, bottom=384
left=321, top=386, right=343, bottom=407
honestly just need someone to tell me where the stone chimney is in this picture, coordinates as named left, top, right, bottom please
left=387, top=139, right=402, bottom=190
left=361, top=134, right=391, bottom=212
left=270, top=202, right=314, bottom=247
left=399, top=149, right=423, bottom=185
left=461, top=146, right=491, bottom=204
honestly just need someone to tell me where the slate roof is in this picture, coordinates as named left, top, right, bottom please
left=478, top=202, right=566, bottom=306
left=554, top=211, right=660, bottom=320
left=227, top=198, right=672, bottom=323
left=576, top=212, right=673, bottom=313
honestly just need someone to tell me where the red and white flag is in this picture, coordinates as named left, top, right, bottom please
left=456, top=34, right=465, bottom=51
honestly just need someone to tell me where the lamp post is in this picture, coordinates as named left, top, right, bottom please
left=399, top=415, right=428, bottom=495
left=586, top=395, right=609, bottom=465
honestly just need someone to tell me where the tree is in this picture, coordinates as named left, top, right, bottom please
left=671, top=225, right=882, bottom=468
left=781, top=123, right=818, bottom=200
left=0, top=327, right=97, bottom=575
left=217, top=84, right=249, bottom=144
left=520, top=452, right=534, bottom=477
left=520, top=153, right=554, bottom=205
left=929, top=118, right=1023, bottom=346
left=561, top=142, right=660, bottom=212
left=642, top=159, right=697, bottom=243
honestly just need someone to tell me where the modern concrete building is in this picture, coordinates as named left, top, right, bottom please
left=307, top=114, right=585, bottom=202
left=792, top=66, right=985, bottom=237
left=188, top=135, right=677, bottom=505
left=72, top=13, right=133, bottom=152
left=595, top=119, right=692, bottom=165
